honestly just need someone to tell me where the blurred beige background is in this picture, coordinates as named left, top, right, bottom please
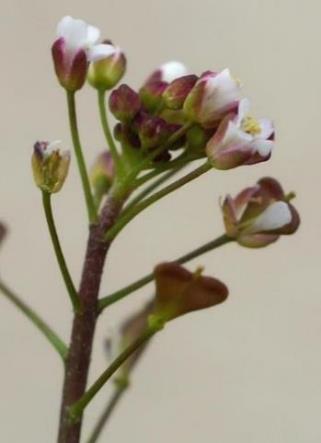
left=0, top=0, right=320, bottom=442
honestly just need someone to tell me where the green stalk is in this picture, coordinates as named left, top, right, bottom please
left=86, top=386, right=126, bottom=443
left=98, top=234, right=232, bottom=312
left=105, top=161, right=212, bottom=242
left=0, top=280, right=67, bottom=361
left=42, top=191, right=80, bottom=312
left=66, top=91, right=97, bottom=224
left=68, top=327, right=157, bottom=423
left=124, top=165, right=187, bottom=213
left=97, top=90, right=121, bottom=167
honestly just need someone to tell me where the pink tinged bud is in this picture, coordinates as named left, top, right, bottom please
left=206, top=99, right=275, bottom=170
left=221, top=177, right=300, bottom=248
left=88, top=47, right=127, bottom=90
left=109, top=85, right=141, bottom=122
left=32, top=141, right=70, bottom=193
left=163, top=75, right=198, bottom=110
left=90, top=151, right=115, bottom=197
left=184, top=69, right=241, bottom=128
left=52, top=16, right=113, bottom=92
left=145, top=61, right=188, bottom=85
left=153, top=262, right=228, bottom=322
left=137, top=114, right=169, bottom=149
left=139, top=81, right=167, bottom=112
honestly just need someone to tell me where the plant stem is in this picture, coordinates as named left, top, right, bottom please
left=0, top=280, right=67, bottom=361
left=125, top=123, right=192, bottom=183
left=69, top=328, right=157, bottom=423
left=97, top=90, right=121, bottom=167
left=66, top=91, right=97, bottom=224
left=105, top=161, right=212, bottom=242
left=42, top=191, right=80, bottom=312
left=124, top=165, right=187, bottom=213
left=57, top=194, right=124, bottom=443
left=98, top=234, right=232, bottom=312
left=86, top=386, right=126, bottom=443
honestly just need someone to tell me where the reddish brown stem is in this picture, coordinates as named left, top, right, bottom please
left=57, top=195, right=123, bottom=443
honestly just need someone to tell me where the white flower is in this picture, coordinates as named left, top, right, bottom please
left=206, top=98, right=275, bottom=169
left=56, top=16, right=116, bottom=65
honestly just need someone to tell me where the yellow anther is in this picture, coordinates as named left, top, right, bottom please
left=242, top=116, right=261, bottom=136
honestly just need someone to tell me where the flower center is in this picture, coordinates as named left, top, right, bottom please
left=241, top=116, right=261, bottom=136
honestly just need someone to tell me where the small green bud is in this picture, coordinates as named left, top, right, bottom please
left=90, top=151, right=115, bottom=198
left=88, top=46, right=126, bottom=91
left=32, top=141, right=70, bottom=193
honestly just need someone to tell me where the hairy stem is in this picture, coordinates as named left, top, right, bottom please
left=57, top=194, right=123, bottom=443
left=42, top=191, right=80, bottom=312
left=67, top=91, right=97, bottom=224
left=105, top=161, right=212, bottom=241
left=99, top=234, right=232, bottom=312
left=0, top=280, right=67, bottom=361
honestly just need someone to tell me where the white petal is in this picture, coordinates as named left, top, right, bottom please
left=56, top=16, right=102, bottom=56
left=160, top=61, right=188, bottom=82
left=86, top=25, right=100, bottom=45
left=249, top=201, right=292, bottom=233
left=259, top=118, right=274, bottom=139
left=236, top=98, right=251, bottom=126
left=47, top=140, right=62, bottom=151
left=251, top=139, right=274, bottom=157
left=56, top=16, right=73, bottom=37
left=88, top=44, right=117, bottom=62
left=221, top=121, right=252, bottom=148
left=202, top=68, right=241, bottom=117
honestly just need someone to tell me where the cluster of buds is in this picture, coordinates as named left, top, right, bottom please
left=107, top=66, right=274, bottom=170
left=50, top=16, right=275, bottom=174
left=31, top=141, right=70, bottom=194
left=221, top=177, right=300, bottom=247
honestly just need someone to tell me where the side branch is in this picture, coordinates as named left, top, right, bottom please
left=99, top=234, right=233, bottom=312
left=42, top=192, right=80, bottom=312
left=105, top=161, right=212, bottom=241
left=0, top=280, right=67, bottom=361
left=68, top=327, right=158, bottom=422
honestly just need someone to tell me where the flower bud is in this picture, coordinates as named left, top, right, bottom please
left=145, top=61, right=188, bottom=84
left=153, top=262, right=228, bottom=322
left=88, top=46, right=126, bottom=90
left=52, top=16, right=116, bottom=92
left=90, top=151, right=115, bottom=198
left=139, top=81, right=167, bottom=113
left=32, top=141, right=70, bottom=193
left=184, top=69, right=240, bottom=128
left=221, top=177, right=300, bottom=248
left=163, top=75, right=198, bottom=110
left=109, top=85, right=141, bottom=122
left=137, top=113, right=169, bottom=149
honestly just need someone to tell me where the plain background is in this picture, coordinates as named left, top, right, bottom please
left=0, top=1, right=320, bottom=442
